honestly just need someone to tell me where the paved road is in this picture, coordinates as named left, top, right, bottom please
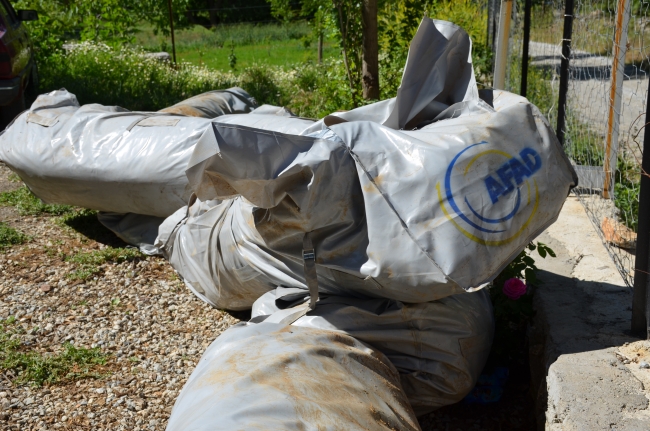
left=528, top=41, right=647, bottom=157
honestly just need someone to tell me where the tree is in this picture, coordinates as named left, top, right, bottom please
left=361, top=0, right=379, bottom=100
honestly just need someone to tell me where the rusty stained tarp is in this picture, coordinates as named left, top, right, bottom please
left=166, top=322, right=422, bottom=431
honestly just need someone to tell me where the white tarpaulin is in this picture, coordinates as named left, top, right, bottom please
left=251, top=288, right=494, bottom=415
left=160, top=18, right=576, bottom=307
left=0, top=87, right=256, bottom=218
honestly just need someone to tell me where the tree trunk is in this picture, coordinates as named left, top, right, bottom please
left=208, top=0, right=220, bottom=27
left=361, top=0, right=379, bottom=100
left=318, top=32, right=323, bottom=64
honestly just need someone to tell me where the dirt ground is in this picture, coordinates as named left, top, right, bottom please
left=0, top=161, right=536, bottom=431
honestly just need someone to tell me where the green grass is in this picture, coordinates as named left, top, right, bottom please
left=65, top=247, right=142, bottom=280
left=136, top=21, right=312, bottom=50
left=0, top=223, right=28, bottom=250
left=0, top=316, right=108, bottom=386
left=133, top=21, right=338, bottom=72
left=0, top=187, right=73, bottom=216
left=176, top=39, right=339, bottom=71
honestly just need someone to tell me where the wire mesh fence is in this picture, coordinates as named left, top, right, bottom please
left=502, top=0, right=649, bottom=288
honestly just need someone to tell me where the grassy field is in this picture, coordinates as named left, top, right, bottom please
left=134, top=22, right=340, bottom=71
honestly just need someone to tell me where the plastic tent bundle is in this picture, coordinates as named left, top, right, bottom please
left=0, top=87, right=256, bottom=218
left=251, top=288, right=494, bottom=415
left=158, top=88, right=258, bottom=118
left=158, top=19, right=576, bottom=309
left=166, top=321, right=421, bottom=431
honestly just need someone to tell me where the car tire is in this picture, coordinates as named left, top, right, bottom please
left=24, top=66, right=38, bottom=107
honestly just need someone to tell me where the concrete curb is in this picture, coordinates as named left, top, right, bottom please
left=532, top=197, right=650, bottom=430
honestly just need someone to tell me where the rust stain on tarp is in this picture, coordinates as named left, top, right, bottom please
left=175, top=325, right=420, bottom=431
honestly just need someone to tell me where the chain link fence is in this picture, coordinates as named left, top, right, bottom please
left=501, top=0, right=649, bottom=288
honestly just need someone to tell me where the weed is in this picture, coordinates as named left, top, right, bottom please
left=228, top=40, right=237, bottom=70
left=0, top=223, right=28, bottom=251
left=7, top=173, right=20, bottom=182
left=110, top=298, right=121, bottom=308
left=0, top=317, right=108, bottom=386
left=65, top=247, right=142, bottom=280
left=0, top=187, right=73, bottom=216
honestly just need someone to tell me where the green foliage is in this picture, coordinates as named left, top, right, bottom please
left=39, top=41, right=354, bottom=117
left=378, top=0, right=426, bottom=97
left=65, top=247, right=142, bottom=280
left=0, top=223, right=28, bottom=251
left=489, top=242, right=555, bottom=363
left=228, top=40, right=237, bottom=70
left=0, top=316, right=108, bottom=386
left=39, top=42, right=238, bottom=110
left=0, top=187, right=73, bottom=216
left=14, top=0, right=141, bottom=54
left=379, top=0, right=493, bottom=96
left=614, top=157, right=641, bottom=232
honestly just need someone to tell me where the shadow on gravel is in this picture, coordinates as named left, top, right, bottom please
left=62, top=210, right=128, bottom=248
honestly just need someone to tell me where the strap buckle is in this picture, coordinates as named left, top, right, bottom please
left=302, top=249, right=315, bottom=260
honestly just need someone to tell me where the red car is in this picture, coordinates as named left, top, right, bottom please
left=0, top=0, right=37, bottom=128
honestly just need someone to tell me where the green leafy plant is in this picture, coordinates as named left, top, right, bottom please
left=0, top=223, right=28, bottom=251
left=489, top=242, right=556, bottom=363
left=0, top=316, right=108, bottom=386
left=228, top=40, right=237, bottom=70
left=0, top=187, right=73, bottom=216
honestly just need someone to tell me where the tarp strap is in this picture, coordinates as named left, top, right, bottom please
left=302, top=232, right=319, bottom=310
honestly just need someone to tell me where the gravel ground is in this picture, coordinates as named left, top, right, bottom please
left=0, top=163, right=239, bottom=430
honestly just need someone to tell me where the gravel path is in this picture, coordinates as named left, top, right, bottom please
left=0, top=162, right=239, bottom=430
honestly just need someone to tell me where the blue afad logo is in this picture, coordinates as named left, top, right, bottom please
left=437, top=141, right=542, bottom=246
left=484, top=148, right=542, bottom=204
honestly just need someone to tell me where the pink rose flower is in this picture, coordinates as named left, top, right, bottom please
left=503, top=278, right=527, bottom=300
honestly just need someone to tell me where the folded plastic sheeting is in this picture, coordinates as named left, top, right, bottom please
left=165, top=322, right=421, bottom=431
left=0, top=87, right=256, bottom=218
left=158, top=88, right=258, bottom=118
left=155, top=19, right=577, bottom=310
left=252, top=288, right=494, bottom=416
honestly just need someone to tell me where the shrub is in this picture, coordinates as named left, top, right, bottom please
left=38, top=42, right=355, bottom=118
left=39, top=42, right=238, bottom=111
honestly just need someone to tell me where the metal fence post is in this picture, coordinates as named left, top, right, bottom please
left=631, top=78, right=650, bottom=338
left=520, top=0, right=532, bottom=97
left=493, top=0, right=513, bottom=89
left=603, top=0, right=632, bottom=199
left=556, top=0, right=574, bottom=146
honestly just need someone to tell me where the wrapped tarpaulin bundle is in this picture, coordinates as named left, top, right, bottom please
left=170, top=19, right=577, bottom=307
left=165, top=321, right=421, bottom=431
left=0, top=87, right=256, bottom=218
left=158, top=87, right=257, bottom=118
left=251, top=288, right=494, bottom=415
